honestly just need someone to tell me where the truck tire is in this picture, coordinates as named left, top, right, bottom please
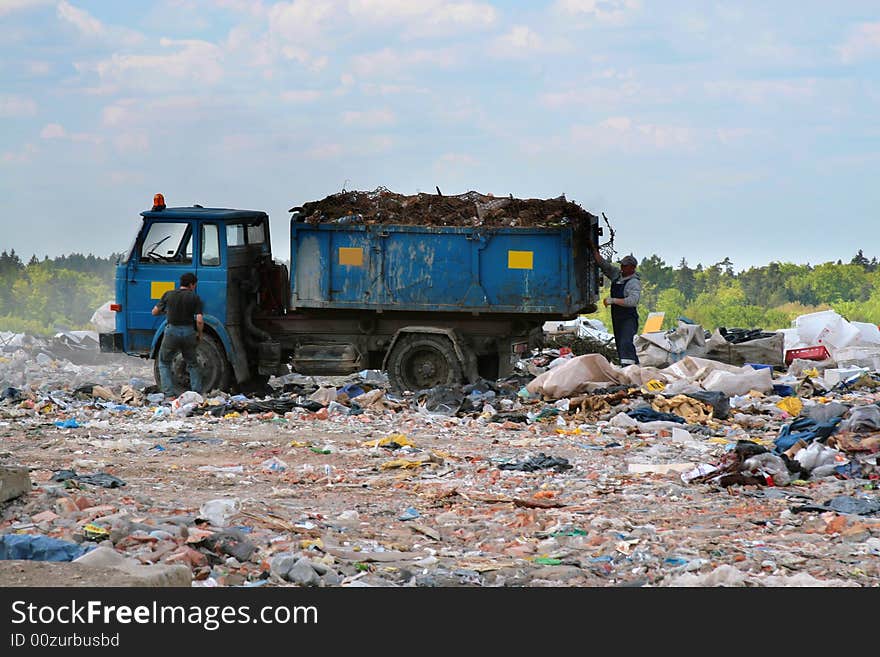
left=386, top=334, right=463, bottom=392
left=153, top=333, right=231, bottom=394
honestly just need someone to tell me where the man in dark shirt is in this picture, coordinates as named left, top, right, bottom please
left=590, top=244, right=642, bottom=366
left=151, top=272, right=205, bottom=396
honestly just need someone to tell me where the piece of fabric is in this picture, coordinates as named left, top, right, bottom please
left=685, top=390, right=730, bottom=420
left=805, top=402, right=850, bottom=424
left=0, top=534, right=88, bottom=561
left=51, top=469, right=127, bottom=488
left=839, top=404, right=880, bottom=433
left=791, top=496, right=880, bottom=516
left=158, top=325, right=202, bottom=395
left=774, top=415, right=843, bottom=453
left=627, top=405, right=686, bottom=424
left=652, top=395, right=713, bottom=423
left=498, top=453, right=572, bottom=473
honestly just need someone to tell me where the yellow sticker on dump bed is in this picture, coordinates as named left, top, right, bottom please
left=150, top=281, right=175, bottom=299
left=508, top=250, right=533, bottom=270
left=338, top=247, right=364, bottom=266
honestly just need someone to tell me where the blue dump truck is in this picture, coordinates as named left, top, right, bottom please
left=100, top=189, right=602, bottom=392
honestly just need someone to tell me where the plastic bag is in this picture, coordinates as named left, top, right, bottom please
left=702, top=367, right=773, bottom=396
left=198, top=498, right=241, bottom=526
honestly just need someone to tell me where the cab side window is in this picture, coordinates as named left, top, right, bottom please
left=227, top=224, right=246, bottom=247
left=201, top=224, right=220, bottom=266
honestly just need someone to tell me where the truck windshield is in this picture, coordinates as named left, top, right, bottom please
left=140, top=222, right=192, bottom=263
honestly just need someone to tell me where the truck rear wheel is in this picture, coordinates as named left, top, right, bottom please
left=386, top=334, right=463, bottom=392
left=153, top=333, right=231, bottom=394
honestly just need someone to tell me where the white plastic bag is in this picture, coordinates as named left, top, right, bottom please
left=702, top=367, right=772, bottom=396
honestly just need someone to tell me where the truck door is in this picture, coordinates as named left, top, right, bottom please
left=125, top=219, right=194, bottom=353
left=194, top=222, right=226, bottom=324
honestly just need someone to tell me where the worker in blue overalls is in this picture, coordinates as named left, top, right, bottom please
left=591, top=245, right=642, bottom=366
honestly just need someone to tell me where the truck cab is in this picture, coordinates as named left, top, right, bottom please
left=100, top=197, right=284, bottom=392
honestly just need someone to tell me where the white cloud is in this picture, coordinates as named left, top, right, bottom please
left=101, top=97, right=208, bottom=131
left=351, top=47, right=459, bottom=76
left=57, top=1, right=104, bottom=37
left=704, top=79, right=817, bottom=105
left=37, top=123, right=104, bottom=145
left=0, top=95, right=38, bottom=117
left=838, top=22, right=880, bottom=63
left=0, top=0, right=52, bottom=17
left=348, top=1, right=497, bottom=38
left=268, top=0, right=337, bottom=46
left=281, top=90, right=323, bottom=103
left=489, top=26, right=570, bottom=59
left=341, top=109, right=396, bottom=127
left=360, top=82, right=429, bottom=96
left=212, top=0, right=267, bottom=15
left=554, top=0, right=640, bottom=25
left=93, top=39, right=225, bottom=90
left=571, top=116, right=693, bottom=151
left=40, top=123, right=66, bottom=139
left=114, top=133, right=151, bottom=154
left=271, top=42, right=329, bottom=73
left=1, top=143, right=38, bottom=164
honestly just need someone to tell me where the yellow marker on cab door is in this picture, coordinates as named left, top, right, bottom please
left=150, top=281, right=175, bottom=299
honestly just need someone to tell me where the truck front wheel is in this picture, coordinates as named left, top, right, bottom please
left=386, top=334, right=463, bottom=392
left=153, top=333, right=231, bottom=394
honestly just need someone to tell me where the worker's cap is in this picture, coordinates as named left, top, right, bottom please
left=619, top=254, right=637, bottom=267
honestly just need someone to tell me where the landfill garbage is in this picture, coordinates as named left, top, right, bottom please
left=794, top=442, right=841, bottom=477
left=839, top=404, right=880, bottom=433
left=50, top=469, right=127, bottom=488
left=791, top=496, right=880, bottom=516
left=398, top=507, right=421, bottom=521
left=415, top=385, right=463, bottom=415
left=260, top=457, right=289, bottom=472
left=627, top=406, right=686, bottom=424
left=309, top=387, right=337, bottom=405
left=498, top=453, right=572, bottom=473
left=198, top=498, right=241, bottom=526
left=684, top=390, right=729, bottom=419
left=774, top=415, right=843, bottom=453
left=0, top=534, right=89, bottom=561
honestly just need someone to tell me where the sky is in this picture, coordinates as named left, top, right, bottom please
left=1, top=0, right=878, bottom=271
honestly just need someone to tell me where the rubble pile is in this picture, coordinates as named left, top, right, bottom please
left=2, top=322, right=879, bottom=588
left=296, top=188, right=597, bottom=229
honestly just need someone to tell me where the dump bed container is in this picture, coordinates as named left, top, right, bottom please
left=289, top=221, right=598, bottom=315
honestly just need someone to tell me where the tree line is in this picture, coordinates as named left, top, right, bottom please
left=1, top=248, right=878, bottom=336
left=0, top=250, right=118, bottom=335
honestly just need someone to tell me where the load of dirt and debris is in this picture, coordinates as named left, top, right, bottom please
left=293, top=187, right=598, bottom=229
